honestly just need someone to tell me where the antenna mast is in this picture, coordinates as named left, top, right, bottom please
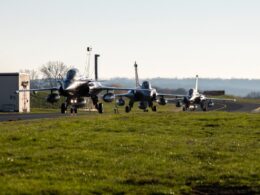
left=134, top=61, right=140, bottom=87
left=85, top=47, right=92, bottom=78
left=95, top=54, right=100, bottom=81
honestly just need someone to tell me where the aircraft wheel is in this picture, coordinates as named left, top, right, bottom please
left=176, top=101, right=181, bottom=107
left=182, top=106, right=187, bottom=111
left=152, top=105, right=157, bottom=112
left=70, top=108, right=74, bottom=114
left=61, top=103, right=66, bottom=114
left=201, top=102, right=208, bottom=112
left=74, top=108, right=78, bottom=114
left=98, top=103, right=104, bottom=114
left=125, top=106, right=130, bottom=113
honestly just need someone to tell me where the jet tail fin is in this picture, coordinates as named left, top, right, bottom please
left=134, top=62, right=141, bottom=88
left=195, top=75, right=199, bottom=91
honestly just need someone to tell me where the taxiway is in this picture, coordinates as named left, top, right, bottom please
left=0, top=102, right=259, bottom=122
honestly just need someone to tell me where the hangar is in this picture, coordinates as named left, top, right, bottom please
left=0, top=73, right=30, bottom=112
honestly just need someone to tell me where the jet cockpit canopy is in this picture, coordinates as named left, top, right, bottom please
left=141, top=81, right=151, bottom=89
left=66, top=68, right=80, bottom=81
left=188, top=89, right=194, bottom=97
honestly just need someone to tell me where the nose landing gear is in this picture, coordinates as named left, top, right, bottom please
left=70, top=107, right=78, bottom=114
left=61, top=103, right=67, bottom=114
left=97, top=103, right=104, bottom=114
left=151, top=105, right=157, bottom=112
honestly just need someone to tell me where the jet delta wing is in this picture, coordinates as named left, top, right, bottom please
left=16, top=87, right=59, bottom=93
left=113, top=62, right=185, bottom=113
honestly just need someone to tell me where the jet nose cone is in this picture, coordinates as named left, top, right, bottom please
left=64, top=83, right=73, bottom=91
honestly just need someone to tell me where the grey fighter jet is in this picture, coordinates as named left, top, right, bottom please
left=16, top=67, right=129, bottom=114
left=114, top=62, right=175, bottom=112
left=173, top=75, right=236, bottom=111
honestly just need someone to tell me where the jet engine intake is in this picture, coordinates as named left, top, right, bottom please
left=116, top=98, right=125, bottom=106
left=103, top=93, right=115, bottom=103
left=47, top=93, right=60, bottom=103
left=77, top=97, right=87, bottom=107
left=139, top=101, right=148, bottom=109
left=208, top=100, right=214, bottom=107
left=176, top=101, right=183, bottom=107
left=70, top=97, right=87, bottom=107
left=158, top=97, right=167, bottom=105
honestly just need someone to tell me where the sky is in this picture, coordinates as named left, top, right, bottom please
left=0, top=0, right=260, bottom=79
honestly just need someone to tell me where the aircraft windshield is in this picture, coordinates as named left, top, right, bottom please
left=66, top=69, right=79, bottom=80
left=141, top=81, right=151, bottom=89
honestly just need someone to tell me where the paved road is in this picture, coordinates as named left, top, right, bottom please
left=0, top=112, right=92, bottom=122
left=0, top=102, right=259, bottom=122
left=223, top=102, right=260, bottom=112
left=204, top=102, right=260, bottom=112
left=176, top=101, right=260, bottom=113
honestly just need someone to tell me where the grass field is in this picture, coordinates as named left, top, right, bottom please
left=0, top=107, right=260, bottom=194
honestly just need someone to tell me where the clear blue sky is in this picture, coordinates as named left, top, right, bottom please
left=0, top=0, right=260, bottom=79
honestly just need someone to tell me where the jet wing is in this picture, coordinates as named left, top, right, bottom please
left=16, top=87, right=59, bottom=93
left=100, top=86, right=150, bottom=92
left=156, top=93, right=186, bottom=98
left=206, top=97, right=236, bottom=102
left=115, top=93, right=133, bottom=98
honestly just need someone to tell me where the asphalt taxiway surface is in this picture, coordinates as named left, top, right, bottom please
left=0, top=112, right=92, bottom=122
left=207, top=102, right=260, bottom=113
left=0, top=102, right=259, bottom=122
left=222, top=102, right=260, bottom=112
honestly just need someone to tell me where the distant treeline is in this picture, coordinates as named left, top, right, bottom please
left=246, top=92, right=260, bottom=99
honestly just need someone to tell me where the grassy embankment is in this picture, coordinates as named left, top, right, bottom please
left=0, top=109, right=259, bottom=194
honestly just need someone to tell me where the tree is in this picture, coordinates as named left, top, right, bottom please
left=40, top=61, right=70, bottom=87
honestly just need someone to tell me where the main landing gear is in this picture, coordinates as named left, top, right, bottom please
left=97, top=103, right=104, bottom=114
left=201, top=101, right=208, bottom=112
left=61, top=103, right=78, bottom=114
left=61, top=103, right=67, bottom=114
left=151, top=105, right=157, bottom=112
left=124, top=101, right=157, bottom=113
left=92, top=95, right=104, bottom=114
left=125, top=105, right=131, bottom=113
left=125, top=100, right=134, bottom=113
left=148, top=102, right=157, bottom=112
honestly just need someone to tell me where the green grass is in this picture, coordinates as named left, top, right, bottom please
left=0, top=110, right=259, bottom=194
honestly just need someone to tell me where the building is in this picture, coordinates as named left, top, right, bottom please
left=0, top=73, right=30, bottom=112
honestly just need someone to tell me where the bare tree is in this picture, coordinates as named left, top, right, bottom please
left=40, top=61, right=70, bottom=87
left=20, top=69, right=39, bottom=88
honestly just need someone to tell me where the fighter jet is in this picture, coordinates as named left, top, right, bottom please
left=16, top=67, right=124, bottom=113
left=173, top=75, right=236, bottom=111
left=16, top=54, right=133, bottom=114
left=114, top=62, right=175, bottom=112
